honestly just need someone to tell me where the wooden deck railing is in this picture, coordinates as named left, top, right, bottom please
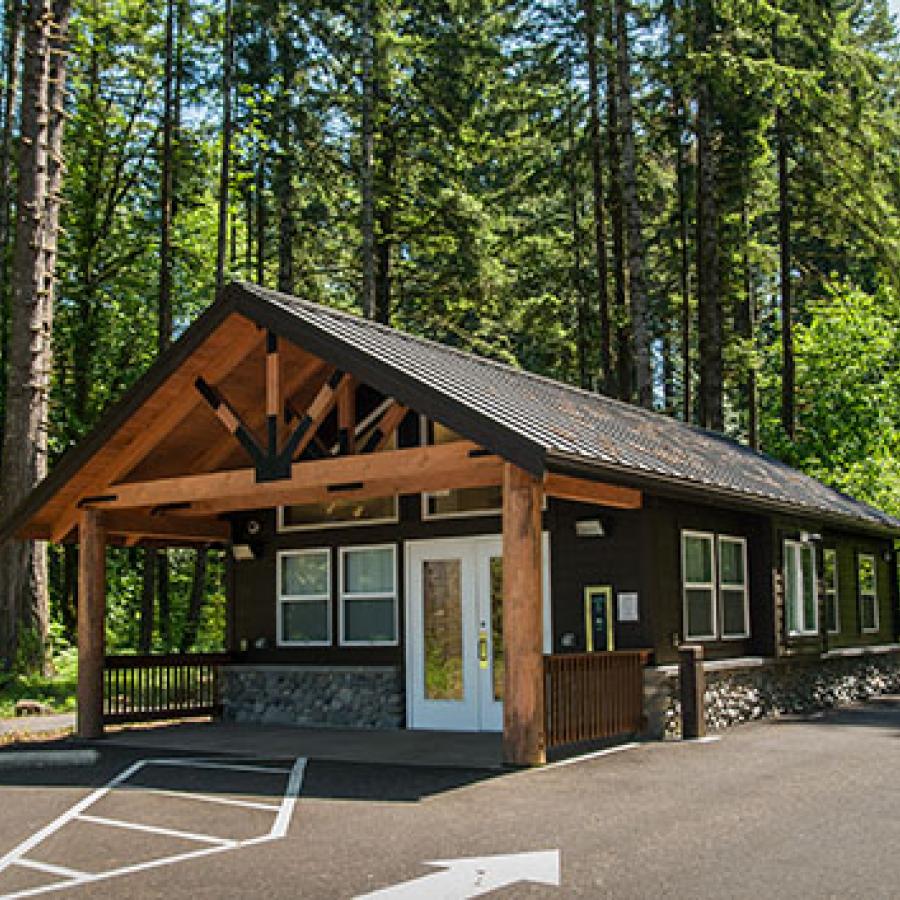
left=543, top=650, right=650, bottom=750
left=103, top=653, right=231, bottom=724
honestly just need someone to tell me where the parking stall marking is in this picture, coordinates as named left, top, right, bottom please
left=0, top=756, right=307, bottom=900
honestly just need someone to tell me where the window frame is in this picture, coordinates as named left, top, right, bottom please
left=681, top=530, right=718, bottom=641
left=857, top=552, right=879, bottom=634
left=338, top=543, right=399, bottom=647
left=823, top=547, right=840, bottom=635
left=276, top=496, right=399, bottom=533
left=717, top=535, right=750, bottom=640
left=784, top=539, right=818, bottom=637
left=419, top=415, right=502, bottom=520
left=276, top=548, right=333, bottom=647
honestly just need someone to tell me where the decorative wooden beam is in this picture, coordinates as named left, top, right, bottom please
left=77, top=508, right=106, bottom=739
left=88, top=441, right=500, bottom=514
left=502, top=463, right=546, bottom=767
left=279, top=371, right=351, bottom=464
left=49, top=321, right=263, bottom=543
left=337, top=377, right=357, bottom=455
left=195, top=376, right=266, bottom=466
left=543, top=472, right=642, bottom=510
left=359, top=402, right=408, bottom=454
left=195, top=359, right=331, bottom=474
left=265, top=331, right=280, bottom=453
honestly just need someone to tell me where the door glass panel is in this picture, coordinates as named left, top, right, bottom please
left=423, top=560, right=464, bottom=701
left=490, top=557, right=504, bottom=701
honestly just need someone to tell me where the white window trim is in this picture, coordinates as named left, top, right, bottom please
left=784, top=539, right=818, bottom=637
left=718, top=536, right=750, bottom=640
left=419, top=414, right=502, bottom=521
left=823, top=548, right=840, bottom=635
left=276, top=548, right=332, bottom=647
left=339, top=543, right=399, bottom=647
left=276, top=496, right=399, bottom=533
left=682, top=530, right=717, bottom=641
left=858, top=552, right=879, bottom=634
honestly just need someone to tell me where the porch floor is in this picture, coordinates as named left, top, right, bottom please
left=99, top=720, right=504, bottom=769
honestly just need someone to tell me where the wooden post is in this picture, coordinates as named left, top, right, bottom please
left=679, top=644, right=706, bottom=740
left=502, top=463, right=546, bottom=766
left=77, top=508, right=107, bottom=739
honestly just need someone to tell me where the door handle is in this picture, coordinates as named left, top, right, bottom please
left=478, top=629, right=488, bottom=669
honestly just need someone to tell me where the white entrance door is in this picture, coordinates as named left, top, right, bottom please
left=406, top=535, right=549, bottom=732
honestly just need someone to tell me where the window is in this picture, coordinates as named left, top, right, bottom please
left=784, top=540, right=817, bottom=636
left=279, top=495, right=398, bottom=531
left=718, top=537, right=749, bottom=639
left=340, top=545, right=398, bottom=645
left=277, top=549, right=331, bottom=646
left=421, top=417, right=502, bottom=519
left=858, top=553, right=879, bottom=633
left=682, top=532, right=716, bottom=640
left=823, top=549, right=840, bottom=634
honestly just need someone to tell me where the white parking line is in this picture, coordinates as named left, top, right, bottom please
left=146, top=759, right=291, bottom=775
left=0, top=756, right=307, bottom=900
left=75, top=814, right=237, bottom=847
left=10, top=861, right=87, bottom=881
left=135, top=787, right=281, bottom=812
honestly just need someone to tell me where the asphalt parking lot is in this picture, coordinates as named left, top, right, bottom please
left=1, top=698, right=899, bottom=899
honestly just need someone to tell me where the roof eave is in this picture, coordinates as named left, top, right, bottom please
left=545, top=450, right=900, bottom=538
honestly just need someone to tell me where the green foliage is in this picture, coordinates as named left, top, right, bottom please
left=762, top=280, right=900, bottom=518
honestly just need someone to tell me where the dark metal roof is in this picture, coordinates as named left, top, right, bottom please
left=235, top=282, right=900, bottom=533
left=1, top=281, right=897, bottom=543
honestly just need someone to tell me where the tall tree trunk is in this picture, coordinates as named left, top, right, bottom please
left=775, top=25, right=794, bottom=439
left=605, top=2, right=629, bottom=401
left=739, top=201, right=758, bottom=449
left=374, top=128, right=395, bottom=325
left=0, top=0, right=22, bottom=409
left=255, top=151, right=265, bottom=285
left=674, top=95, right=691, bottom=423
left=615, top=0, right=651, bottom=407
left=60, top=543, right=77, bottom=640
left=275, top=32, right=294, bottom=294
left=139, top=548, right=154, bottom=652
left=0, top=0, right=70, bottom=670
left=565, top=80, right=588, bottom=389
left=582, top=0, right=609, bottom=390
left=360, top=0, right=376, bottom=319
left=215, top=0, right=233, bottom=294
left=156, top=546, right=170, bottom=650
left=695, top=3, right=722, bottom=431
left=159, top=0, right=174, bottom=353
left=180, top=546, right=208, bottom=652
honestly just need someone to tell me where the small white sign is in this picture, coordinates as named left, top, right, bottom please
left=617, top=592, right=639, bottom=622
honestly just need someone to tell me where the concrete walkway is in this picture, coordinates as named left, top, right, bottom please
left=0, top=712, right=75, bottom=739
left=99, top=719, right=504, bottom=769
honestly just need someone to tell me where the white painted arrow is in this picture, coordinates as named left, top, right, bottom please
left=355, top=849, right=560, bottom=899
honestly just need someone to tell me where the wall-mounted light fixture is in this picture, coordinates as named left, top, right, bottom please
left=799, top=531, right=822, bottom=544
left=883, top=549, right=894, bottom=563
left=232, top=542, right=263, bottom=561
left=575, top=519, right=605, bottom=538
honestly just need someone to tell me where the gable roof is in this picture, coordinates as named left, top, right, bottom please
left=2, top=281, right=898, bottom=542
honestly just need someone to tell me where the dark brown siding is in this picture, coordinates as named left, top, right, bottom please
left=647, top=497, right=773, bottom=664
left=546, top=500, right=653, bottom=654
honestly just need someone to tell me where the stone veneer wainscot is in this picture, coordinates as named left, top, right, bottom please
left=220, top=665, right=404, bottom=729
left=642, top=646, right=900, bottom=740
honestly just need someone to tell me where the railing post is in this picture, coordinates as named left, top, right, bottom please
left=679, top=644, right=706, bottom=739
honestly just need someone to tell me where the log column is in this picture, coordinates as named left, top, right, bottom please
left=77, top=507, right=106, bottom=739
left=502, top=463, right=545, bottom=766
